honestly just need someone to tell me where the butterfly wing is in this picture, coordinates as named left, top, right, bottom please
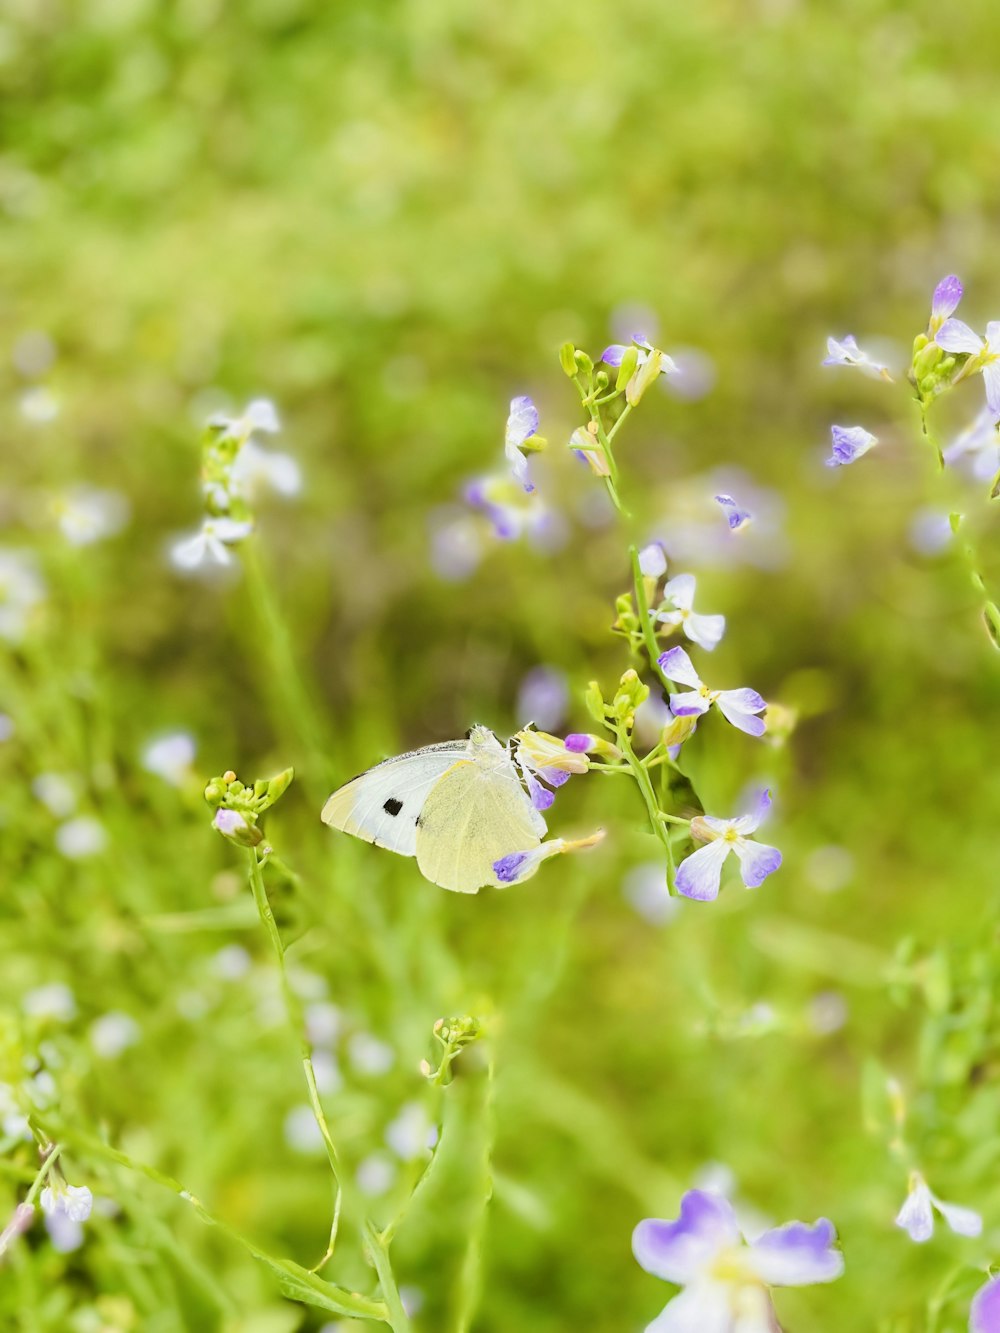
left=415, top=755, right=544, bottom=893
left=321, top=741, right=469, bottom=858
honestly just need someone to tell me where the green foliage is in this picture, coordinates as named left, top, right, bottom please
left=2, top=1, right=1000, bottom=1330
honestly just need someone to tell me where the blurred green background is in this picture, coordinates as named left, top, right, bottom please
left=3, top=0, right=1000, bottom=1329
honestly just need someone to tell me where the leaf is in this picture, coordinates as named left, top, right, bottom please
left=983, top=601, right=1000, bottom=650
left=254, top=1253, right=387, bottom=1322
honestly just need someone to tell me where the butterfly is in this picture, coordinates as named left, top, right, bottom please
left=321, top=725, right=545, bottom=893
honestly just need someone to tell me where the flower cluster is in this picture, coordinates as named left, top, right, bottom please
left=204, top=765, right=294, bottom=846
left=171, top=400, right=299, bottom=570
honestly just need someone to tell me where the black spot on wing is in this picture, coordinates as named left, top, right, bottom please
left=383, top=798, right=403, bottom=816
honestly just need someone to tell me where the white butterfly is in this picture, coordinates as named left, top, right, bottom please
left=321, top=725, right=546, bottom=893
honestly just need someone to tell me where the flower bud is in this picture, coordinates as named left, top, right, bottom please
left=559, top=342, right=577, bottom=377
left=616, top=345, right=639, bottom=392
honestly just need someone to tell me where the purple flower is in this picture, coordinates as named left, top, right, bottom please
left=971, top=1276, right=1000, bottom=1333
left=675, top=790, right=782, bottom=902
left=600, top=335, right=678, bottom=405
left=513, top=728, right=590, bottom=810
left=894, top=1173, right=982, bottom=1243
left=213, top=809, right=248, bottom=837
left=930, top=275, right=963, bottom=332
left=714, top=494, right=751, bottom=530
left=656, top=573, right=726, bottom=651
left=505, top=396, right=540, bottom=492
left=822, top=335, right=892, bottom=381
left=826, top=425, right=878, bottom=468
left=943, top=406, right=1000, bottom=480
left=492, top=831, right=604, bottom=886
left=658, top=646, right=766, bottom=737
left=633, top=1189, right=843, bottom=1333
left=935, top=319, right=1000, bottom=418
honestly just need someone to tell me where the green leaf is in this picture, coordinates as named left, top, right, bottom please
left=983, top=600, right=1000, bottom=650
left=255, top=1254, right=388, bottom=1322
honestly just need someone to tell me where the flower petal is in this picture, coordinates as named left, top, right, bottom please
left=600, top=344, right=627, bottom=367
left=970, top=1275, right=1000, bottom=1333
left=632, top=1191, right=741, bottom=1284
left=747, top=1219, right=844, bottom=1286
left=935, top=318, right=983, bottom=356
left=982, top=360, right=1000, bottom=419
left=669, top=691, right=710, bottom=718
left=895, top=1179, right=934, bottom=1242
left=827, top=425, right=877, bottom=468
left=675, top=840, right=731, bottom=901
left=640, top=544, right=668, bottom=578
left=931, top=276, right=963, bottom=323
left=715, top=689, right=767, bottom=737
left=658, top=646, right=702, bottom=689
left=731, top=788, right=773, bottom=836
left=733, top=839, right=782, bottom=889
left=505, top=396, right=539, bottom=448
left=685, top=612, right=726, bottom=652
left=935, top=1197, right=982, bottom=1238
left=643, top=1282, right=735, bottom=1333
left=662, top=573, right=696, bottom=612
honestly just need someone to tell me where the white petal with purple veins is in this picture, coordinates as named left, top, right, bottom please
left=935, top=318, right=984, bottom=356
left=640, top=543, right=668, bottom=578
left=632, top=1191, right=741, bottom=1283
left=675, top=840, right=731, bottom=901
left=658, top=646, right=702, bottom=689
left=601, top=344, right=627, bottom=367
left=669, top=691, right=711, bottom=718
left=733, top=840, right=782, bottom=889
left=644, top=1282, right=734, bottom=1333
left=747, top=1219, right=843, bottom=1286
left=935, top=1197, right=982, bottom=1238
left=931, top=276, right=963, bottom=323
left=981, top=360, right=1000, bottom=419
left=715, top=689, right=767, bottom=736
left=895, top=1179, right=934, bottom=1242
left=505, top=396, right=539, bottom=448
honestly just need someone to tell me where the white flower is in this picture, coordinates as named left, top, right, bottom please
left=141, top=732, right=196, bottom=787
left=348, top=1032, right=395, bottom=1076
left=32, top=772, right=77, bottom=818
left=284, top=1105, right=326, bottom=1156
left=55, top=816, right=107, bottom=859
left=19, top=386, right=59, bottom=423
left=895, top=1173, right=982, bottom=1243
left=385, top=1102, right=438, bottom=1161
left=40, top=1183, right=93, bottom=1223
left=23, top=983, right=76, bottom=1022
left=356, top=1153, right=397, bottom=1197
left=623, top=861, right=682, bottom=926
left=936, top=319, right=1000, bottom=418
left=229, top=440, right=302, bottom=499
left=89, top=1012, right=141, bottom=1059
left=656, top=573, right=726, bottom=651
left=52, top=486, right=130, bottom=546
left=638, top=543, right=668, bottom=578
left=210, top=398, right=281, bottom=440
left=0, top=549, right=46, bottom=643
left=822, top=335, right=893, bottom=381
left=212, top=944, right=252, bottom=980
left=305, top=1002, right=343, bottom=1048
left=170, top=517, right=253, bottom=570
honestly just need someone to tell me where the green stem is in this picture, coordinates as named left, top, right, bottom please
left=364, top=1222, right=412, bottom=1333
left=24, top=1144, right=62, bottom=1207
left=453, top=1059, right=496, bottom=1333
left=246, top=848, right=343, bottom=1263
left=629, top=544, right=667, bottom=684
left=33, top=1122, right=386, bottom=1324
left=616, top=724, right=675, bottom=874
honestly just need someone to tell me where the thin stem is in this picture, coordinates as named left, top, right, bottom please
left=606, top=401, right=634, bottom=443
left=24, top=1144, right=62, bottom=1207
left=364, top=1222, right=412, bottom=1333
left=629, top=544, right=667, bottom=684
left=616, top=724, right=674, bottom=865
left=452, top=1058, right=496, bottom=1333
left=246, top=848, right=343, bottom=1262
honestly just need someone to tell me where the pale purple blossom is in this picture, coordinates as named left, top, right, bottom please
left=943, top=406, right=1000, bottom=480
left=971, top=1275, right=1000, bottom=1333
left=213, top=809, right=248, bottom=837
left=822, top=335, right=892, bottom=381
left=894, top=1173, right=982, bottom=1243
left=658, top=646, right=766, bottom=737
left=935, top=319, right=1000, bottom=417
left=714, top=494, right=751, bottom=531
left=493, top=832, right=604, bottom=886
left=505, top=396, right=540, bottom=491
left=657, top=574, right=726, bottom=651
left=633, top=1189, right=842, bottom=1333
left=675, top=791, right=782, bottom=902
left=929, top=275, right=963, bottom=333
left=40, top=1184, right=93, bottom=1224
left=601, top=335, right=678, bottom=404
left=639, top=543, right=668, bottom=579
left=826, top=425, right=878, bottom=468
